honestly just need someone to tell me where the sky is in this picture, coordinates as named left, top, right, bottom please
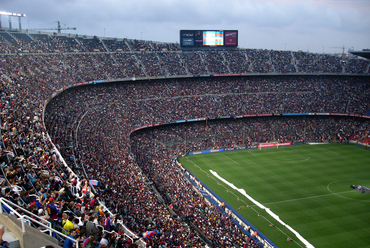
left=1, top=0, right=370, bottom=54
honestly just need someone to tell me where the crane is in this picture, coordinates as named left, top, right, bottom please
left=329, top=45, right=347, bottom=57
left=30, top=21, right=76, bottom=33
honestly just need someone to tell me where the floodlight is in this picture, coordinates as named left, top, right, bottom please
left=0, top=11, right=26, bottom=29
left=0, top=11, right=26, bottom=17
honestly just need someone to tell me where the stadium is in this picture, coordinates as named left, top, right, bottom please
left=0, top=24, right=369, bottom=248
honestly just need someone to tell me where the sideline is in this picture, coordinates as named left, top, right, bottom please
left=210, top=170, right=315, bottom=248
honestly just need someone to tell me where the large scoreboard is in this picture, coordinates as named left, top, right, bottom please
left=180, top=30, right=238, bottom=48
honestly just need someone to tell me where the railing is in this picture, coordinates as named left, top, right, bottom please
left=39, top=103, right=146, bottom=247
left=20, top=215, right=79, bottom=247
left=0, top=197, right=78, bottom=247
left=72, top=108, right=146, bottom=248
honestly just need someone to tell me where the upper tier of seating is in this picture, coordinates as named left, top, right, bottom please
left=0, top=29, right=369, bottom=76
left=0, top=28, right=369, bottom=247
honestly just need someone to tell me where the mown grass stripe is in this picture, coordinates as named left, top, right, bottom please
left=179, top=144, right=370, bottom=248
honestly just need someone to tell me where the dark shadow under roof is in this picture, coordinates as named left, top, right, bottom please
left=349, top=50, right=370, bottom=60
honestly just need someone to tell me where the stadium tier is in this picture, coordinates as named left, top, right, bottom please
left=0, top=29, right=369, bottom=248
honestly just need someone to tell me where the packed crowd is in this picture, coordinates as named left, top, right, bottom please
left=1, top=30, right=368, bottom=76
left=292, top=52, right=343, bottom=73
left=43, top=76, right=369, bottom=247
left=147, top=116, right=366, bottom=153
left=270, top=50, right=296, bottom=73
left=136, top=53, right=167, bottom=77
left=0, top=75, right=144, bottom=247
left=131, top=131, right=259, bottom=247
left=0, top=29, right=369, bottom=248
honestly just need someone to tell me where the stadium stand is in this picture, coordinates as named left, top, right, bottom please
left=0, top=28, right=369, bottom=247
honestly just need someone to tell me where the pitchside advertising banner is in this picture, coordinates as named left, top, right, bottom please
left=258, top=142, right=291, bottom=148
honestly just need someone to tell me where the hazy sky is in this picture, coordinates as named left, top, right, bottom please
left=1, top=0, right=369, bottom=53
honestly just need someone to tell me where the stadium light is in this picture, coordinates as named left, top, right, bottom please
left=0, top=11, right=26, bottom=17
left=0, top=11, right=26, bottom=29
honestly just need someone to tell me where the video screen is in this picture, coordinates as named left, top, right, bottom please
left=180, top=30, right=238, bottom=48
left=202, top=31, right=224, bottom=46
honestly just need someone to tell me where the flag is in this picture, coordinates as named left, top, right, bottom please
left=29, top=199, right=43, bottom=208
left=89, top=180, right=99, bottom=186
left=83, top=237, right=90, bottom=246
left=142, top=230, right=159, bottom=239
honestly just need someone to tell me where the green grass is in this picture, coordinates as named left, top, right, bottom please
left=178, top=143, right=370, bottom=248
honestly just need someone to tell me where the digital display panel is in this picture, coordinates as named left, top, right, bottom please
left=182, top=38, right=194, bottom=46
left=180, top=30, right=238, bottom=48
left=203, top=31, right=224, bottom=46
left=224, top=31, right=237, bottom=46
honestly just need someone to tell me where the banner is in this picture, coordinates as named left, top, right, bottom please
left=189, top=148, right=224, bottom=155
left=258, top=142, right=291, bottom=148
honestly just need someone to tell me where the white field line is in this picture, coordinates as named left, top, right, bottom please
left=262, top=190, right=354, bottom=205
left=221, top=153, right=240, bottom=165
left=248, top=150, right=257, bottom=155
left=246, top=149, right=301, bottom=156
left=316, top=146, right=340, bottom=156
left=239, top=155, right=311, bottom=165
left=186, top=158, right=303, bottom=247
left=281, top=157, right=310, bottom=162
left=210, top=170, right=315, bottom=248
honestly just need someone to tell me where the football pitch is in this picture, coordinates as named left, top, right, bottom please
left=178, top=143, right=370, bottom=248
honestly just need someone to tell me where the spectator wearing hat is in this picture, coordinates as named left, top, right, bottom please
left=73, top=202, right=82, bottom=216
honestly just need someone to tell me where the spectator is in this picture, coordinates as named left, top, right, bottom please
left=85, top=216, right=98, bottom=240
left=0, top=226, right=10, bottom=248
left=63, top=228, right=78, bottom=248
left=46, top=197, right=63, bottom=220
left=0, top=31, right=369, bottom=247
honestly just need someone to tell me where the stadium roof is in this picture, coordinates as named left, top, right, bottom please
left=349, top=50, right=370, bottom=60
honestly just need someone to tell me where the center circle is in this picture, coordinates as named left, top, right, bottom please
left=327, top=179, right=370, bottom=202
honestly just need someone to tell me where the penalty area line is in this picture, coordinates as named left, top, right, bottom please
left=316, top=146, right=340, bottom=155
left=262, top=190, right=354, bottom=206
left=221, top=153, right=240, bottom=165
left=210, top=170, right=315, bottom=248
